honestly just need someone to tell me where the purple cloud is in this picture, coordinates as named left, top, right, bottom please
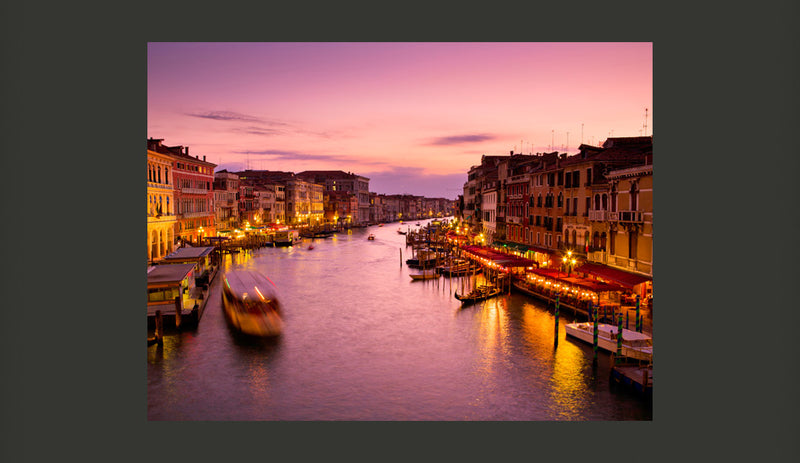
left=426, top=133, right=497, bottom=146
left=187, top=111, right=265, bottom=123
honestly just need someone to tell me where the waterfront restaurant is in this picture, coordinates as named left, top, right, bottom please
left=161, top=246, right=216, bottom=278
left=146, top=263, right=197, bottom=319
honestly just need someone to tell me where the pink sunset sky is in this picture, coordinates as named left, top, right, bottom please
left=147, top=42, right=652, bottom=199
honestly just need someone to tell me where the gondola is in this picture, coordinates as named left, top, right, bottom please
left=454, top=284, right=501, bottom=305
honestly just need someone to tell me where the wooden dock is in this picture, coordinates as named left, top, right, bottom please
left=611, top=362, right=653, bottom=395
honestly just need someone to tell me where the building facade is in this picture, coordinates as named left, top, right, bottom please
left=213, top=170, right=240, bottom=233
left=147, top=146, right=177, bottom=263
left=148, top=138, right=216, bottom=245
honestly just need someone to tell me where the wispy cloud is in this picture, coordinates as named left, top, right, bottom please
left=425, top=133, right=498, bottom=146
left=234, top=126, right=285, bottom=136
left=187, top=111, right=267, bottom=123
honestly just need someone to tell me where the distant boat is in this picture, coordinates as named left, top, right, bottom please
left=368, top=234, right=375, bottom=240
left=397, top=228, right=407, bottom=235
left=308, top=244, right=315, bottom=250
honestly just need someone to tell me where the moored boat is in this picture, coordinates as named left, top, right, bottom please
left=410, top=270, right=439, bottom=281
left=273, top=229, right=300, bottom=247
left=454, top=284, right=501, bottom=305
left=221, top=270, right=283, bottom=337
left=564, top=322, right=652, bottom=361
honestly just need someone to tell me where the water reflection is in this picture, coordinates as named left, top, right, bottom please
left=148, top=222, right=652, bottom=420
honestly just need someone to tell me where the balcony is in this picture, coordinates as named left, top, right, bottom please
left=588, top=210, right=607, bottom=221
left=507, top=216, right=521, bottom=225
left=610, top=210, right=644, bottom=223
left=180, top=187, right=209, bottom=195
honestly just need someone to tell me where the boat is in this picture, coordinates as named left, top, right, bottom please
left=564, top=322, right=652, bottom=361
left=454, top=284, right=501, bottom=305
left=397, top=228, right=407, bottom=235
left=308, top=244, right=315, bottom=250
left=410, top=270, right=439, bottom=281
left=368, top=234, right=375, bottom=240
left=221, top=270, right=283, bottom=337
left=273, top=229, right=300, bottom=247
left=437, top=259, right=482, bottom=277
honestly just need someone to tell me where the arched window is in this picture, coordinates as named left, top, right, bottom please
left=564, top=230, right=569, bottom=245
left=630, top=184, right=639, bottom=211
left=594, top=194, right=600, bottom=210
left=600, top=232, right=607, bottom=251
left=602, top=194, right=608, bottom=210
left=164, top=168, right=169, bottom=184
left=572, top=229, right=577, bottom=245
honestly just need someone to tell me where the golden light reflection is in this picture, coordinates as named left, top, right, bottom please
left=518, top=303, right=591, bottom=420
left=473, top=294, right=510, bottom=379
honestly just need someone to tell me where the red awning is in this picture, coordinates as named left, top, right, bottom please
left=575, top=262, right=651, bottom=289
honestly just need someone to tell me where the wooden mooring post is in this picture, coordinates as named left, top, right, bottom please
left=148, top=310, right=164, bottom=346
left=554, top=295, right=560, bottom=347
left=174, top=295, right=182, bottom=330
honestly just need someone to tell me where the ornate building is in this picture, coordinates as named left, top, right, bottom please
left=147, top=144, right=177, bottom=263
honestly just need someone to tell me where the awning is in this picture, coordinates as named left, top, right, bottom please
left=575, top=262, right=652, bottom=289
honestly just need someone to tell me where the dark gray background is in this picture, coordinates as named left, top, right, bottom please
left=2, top=1, right=797, bottom=461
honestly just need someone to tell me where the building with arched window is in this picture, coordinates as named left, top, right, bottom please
left=147, top=146, right=177, bottom=263
left=148, top=138, right=217, bottom=245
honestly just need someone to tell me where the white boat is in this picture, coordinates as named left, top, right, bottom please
left=564, top=322, right=652, bottom=361
left=222, top=270, right=283, bottom=337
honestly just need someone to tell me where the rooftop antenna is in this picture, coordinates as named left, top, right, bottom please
left=581, top=123, right=584, bottom=145
left=644, top=107, right=649, bottom=136
left=551, top=130, right=554, bottom=151
left=566, top=132, right=569, bottom=152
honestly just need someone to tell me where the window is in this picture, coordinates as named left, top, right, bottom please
left=557, top=193, right=563, bottom=208
left=573, top=170, right=580, bottom=187
left=565, top=172, right=571, bottom=188
left=586, top=168, right=592, bottom=186
left=573, top=198, right=578, bottom=216
left=558, top=171, right=563, bottom=186
left=585, top=197, right=590, bottom=215
left=565, top=199, right=570, bottom=215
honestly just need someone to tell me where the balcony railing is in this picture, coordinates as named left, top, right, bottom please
left=610, top=210, right=644, bottom=223
left=180, top=187, right=209, bottom=195
left=588, top=210, right=607, bottom=221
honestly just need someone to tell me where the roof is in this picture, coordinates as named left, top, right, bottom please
left=462, top=245, right=536, bottom=268
left=147, top=138, right=217, bottom=167
left=575, top=262, right=652, bottom=288
left=163, top=246, right=215, bottom=261
left=147, top=263, right=196, bottom=286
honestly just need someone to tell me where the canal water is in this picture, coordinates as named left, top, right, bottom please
left=147, top=220, right=653, bottom=421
